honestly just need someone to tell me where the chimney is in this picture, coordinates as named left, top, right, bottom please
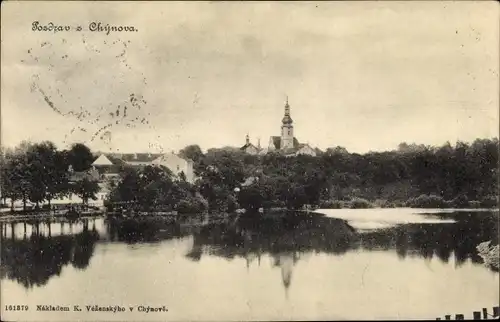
left=257, top=137, right=261, bottom=149
left=246, top=133, right=250, bottom=145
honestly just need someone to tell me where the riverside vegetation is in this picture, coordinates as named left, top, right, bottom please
left=0, top=142, right=99, bottom=211
left=0, top=138, right=498, bottom=215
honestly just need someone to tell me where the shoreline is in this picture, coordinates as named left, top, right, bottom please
left=0, top=210, right=105, bottom=223
left=0, top=206, right=498, bottom=223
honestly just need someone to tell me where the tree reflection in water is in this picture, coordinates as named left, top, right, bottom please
left=1, top=211, right=497, bottom=291
left=104, top=217, right=196, bottom=244
left=357, top=211, right=499, bottom=267
left=186, top=212, right=358, bottom=290
left=0, top=218, right=99, bottom=288
left=184, top=211, right=499, bottom=290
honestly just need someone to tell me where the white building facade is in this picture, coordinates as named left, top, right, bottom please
left=151, top=153, right=195, bottom=183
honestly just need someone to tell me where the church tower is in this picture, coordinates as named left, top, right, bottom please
left=280, top=97, right=294, bottom=149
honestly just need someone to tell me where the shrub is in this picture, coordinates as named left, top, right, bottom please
left=349, top=197, right=373, bottom=209
left=176, top=196, right=208, bottom=215
left=451, top=194, right=469, bottom=208
left=407, top=194, right=446, bottom=208
left=374, top=199, right=397, bottom=208
left=238, top=186, right=265, bottom=211
left=393, top=200, right=406, bottom=208
left=444, top=199, right=454, bottom=208
left=103, top=200, right=114, bottom=212
left=480, top=196, right=498, bottom=209
left=469, top=200, right=481, bottom=208
left=210, top=194, right=239, bottom=213
left=319, top=199, right=344, bottom=209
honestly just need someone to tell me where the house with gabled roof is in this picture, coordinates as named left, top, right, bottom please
left=91, top=152, right=196, bottom=184
left=151, top=152, right=195, bottom=183
left=240, top=134, right=260, bottom=155
left=91, top=154, right=125, bottom=182
left=119, top=153, right=163, bottom=165
left=92, top=154, right=114, bottom=166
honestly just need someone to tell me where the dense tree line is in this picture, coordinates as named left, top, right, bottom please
left=0, top=142, right=99, bottom=211
left=106, top=165, right=208, bottom=214
left=183, top=138, right=499, bottom=211
left=2, top=138, right=498, bottom=214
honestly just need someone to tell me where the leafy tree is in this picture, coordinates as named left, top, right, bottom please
left=325, top=146, right=349, bottom=156
left=285, top=183, right=308, bottom=210
left=113, top=168, right=142, bottom=204
left=1, top=143, right=33, bottom=210
left=72, top=178, right=99, bottom=206
left=179, top=145, right=204, bottom=163
left=139, top=166, right=176, bottom=210
left=109, top=165, right=191, bottom=212
left=238, top=185, right=265, bottom=211
left=67, top=143, right=94, bottom=172
left=0, top=148, right=14, bottom=206
left=8, top=153, right=32, bottom=211
left=23, top=142, right=69, bottom=209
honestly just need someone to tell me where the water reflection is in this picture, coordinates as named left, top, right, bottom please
left=358, top=212, right=499, bottom=267
left=1, top=211, right=498, bottom=291
left=191, top=213, right=353, bottom=255
left=0, top=219, right=99, bottom=288
left=104, top=216, right=200, bottom=243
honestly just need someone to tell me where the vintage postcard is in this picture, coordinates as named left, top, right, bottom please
left=1, top=1, right=499, bottom=321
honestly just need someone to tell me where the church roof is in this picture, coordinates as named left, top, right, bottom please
left=282, top=115, right=293, bottom=124
left=240, top=143, right=259, bottom=151
left=120, top=153, right=162, bottom=162
left=99, top=152, right=193, bottom=166
left=297, top=143, right=315, bottom=150
left=270, top=136, right=300, bottom=150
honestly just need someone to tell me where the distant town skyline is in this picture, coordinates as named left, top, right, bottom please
left=1, top=1, right=498, bottom=154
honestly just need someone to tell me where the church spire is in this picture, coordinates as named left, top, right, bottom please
left=284, top=96, right=290, bottom=116
left=280, top=95, right=294, bottom=150
left=282, top=97, right=293, bottom=125
left=245, top=133, right=250, bottom=145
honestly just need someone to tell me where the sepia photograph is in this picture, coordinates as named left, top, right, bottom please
left=1, top=1, right=499, bottom=321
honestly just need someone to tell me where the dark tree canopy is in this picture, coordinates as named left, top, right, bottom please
left=1, top=138, right=498, bottom=213
left=179, top=144, right=203, bottom=162
left=67, top=143, right=94, bottom=172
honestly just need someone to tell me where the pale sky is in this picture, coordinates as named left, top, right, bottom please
left=1, top=1, right=498, bottom=153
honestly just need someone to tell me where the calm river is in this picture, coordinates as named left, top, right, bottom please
left=1, top=209, right=498, bottom=321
